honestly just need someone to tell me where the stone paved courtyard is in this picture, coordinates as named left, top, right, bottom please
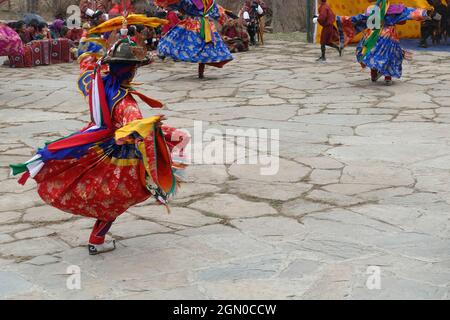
left=0, top=39, right=450, bottom=299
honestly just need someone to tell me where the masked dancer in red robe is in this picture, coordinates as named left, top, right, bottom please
left=10, top=15, right=190, bottom=255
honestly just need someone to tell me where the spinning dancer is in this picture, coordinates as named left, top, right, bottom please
left=155, top=0, right=233, bottom=79
left=10, top=15, right=189, bottom=255
left=336, top=0, right=429, bottom=85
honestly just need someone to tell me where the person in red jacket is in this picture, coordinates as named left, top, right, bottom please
left=313, top=0, right=341, bottom=61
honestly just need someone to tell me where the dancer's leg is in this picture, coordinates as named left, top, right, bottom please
left=88, top=219, right=116, bottom=255
left=371, top=68, right=381, bottom=82
left=384, top=75, right=392, bottom=85
left=317, top=44, right=326, bottom=61
left=198, top=63, right=205, bottom=79
left=328, top=43, right=342, bottom=56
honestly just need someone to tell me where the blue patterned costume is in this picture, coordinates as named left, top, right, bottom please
left=337, top=5, right=427, bottom=78
left=156, top=0, right=233, bottom=66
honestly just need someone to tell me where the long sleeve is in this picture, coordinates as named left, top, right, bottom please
left=318, top=6, right=330, bottom=27
left=112, top=95, right=143, bottom=129
left=336, top=13, right=369, bottom=47
left=385, top=7, right=428, bottom=25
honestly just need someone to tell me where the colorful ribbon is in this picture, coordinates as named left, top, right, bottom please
left=199, top=0, right=215, bottom=43
left=362, top=0, right=389, bottom=57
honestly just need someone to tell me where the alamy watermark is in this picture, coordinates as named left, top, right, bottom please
left=171, top=121, right=280, bottom=176
left=66, top=265, right=81, bottom=290
left=366, top=266, right=381, bottom=290
left=66, top=5, right=81, bottom=29
left=367, top=5, right=382, bottom=30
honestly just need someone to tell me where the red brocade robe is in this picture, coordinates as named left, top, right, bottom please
left=19, top=54, right=188, bottom=222
left=318, top=2, right=339, bottom=46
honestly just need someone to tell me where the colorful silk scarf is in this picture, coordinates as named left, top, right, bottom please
left=199, top=0, right=215, bottom=43
left=362, top=0, right=389, bottom=57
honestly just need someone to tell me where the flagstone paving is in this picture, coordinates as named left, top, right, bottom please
left=0, top=39, right=450, bottom=299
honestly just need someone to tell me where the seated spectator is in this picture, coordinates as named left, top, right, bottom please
left=33, top=22, right=51, bottom=40
left=221, top=17, right=250, bottom=53
left=49, top=19, right=66, bottom=39
left=22, top=19, right=40, bottom=43
left=0, top=22, right=25, bottom=59
left=220, top=10, right=250, bottom=53
left=7, top=21, right=28, bottom=43
left=65, top=27, right=84, bottom=45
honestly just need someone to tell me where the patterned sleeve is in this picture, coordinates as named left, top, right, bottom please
left=336, top=13, right=369, bottom=47
left=388, top=7, right=428, bottom=24
left=217, top=5, right=229, bottom=26
left=112, top=95, right=143, bottom=129
left=405, top=7, right=428, bottom=22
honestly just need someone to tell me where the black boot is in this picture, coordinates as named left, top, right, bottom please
left=329, top=43, right=342, bottom=56
left=317, top=45, right=326, bottom=61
